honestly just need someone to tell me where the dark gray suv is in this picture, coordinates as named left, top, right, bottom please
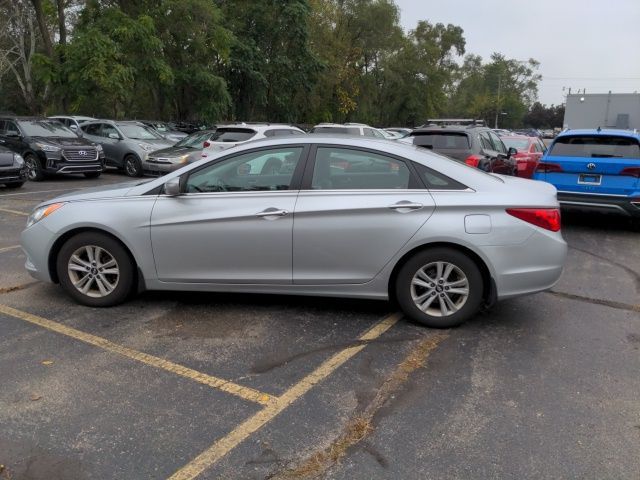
left=403, top=125, right=518, bottom=175
left=80, top=120, right=173, bottom=177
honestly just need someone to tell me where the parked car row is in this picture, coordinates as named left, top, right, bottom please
left=3, top=115, right=638, bottom=221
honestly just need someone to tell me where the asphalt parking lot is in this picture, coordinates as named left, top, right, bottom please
left=1, top=173, right=639, bottom=480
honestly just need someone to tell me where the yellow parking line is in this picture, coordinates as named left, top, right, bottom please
left=0, top=207, right=28, bottom=216
left=168, top=312, right=401, bottom=480
left=0, top=245, right=21, bottom=254
left=0, top=303, right=273, bottom=406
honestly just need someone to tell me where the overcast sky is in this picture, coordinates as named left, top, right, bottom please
left=394, top=0, right=640, bottom=106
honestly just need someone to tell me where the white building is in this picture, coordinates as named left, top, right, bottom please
left=563, top=93, right=640, bottom=130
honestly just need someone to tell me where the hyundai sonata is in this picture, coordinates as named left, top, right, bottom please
left=21, top=136, right=567, bottom=328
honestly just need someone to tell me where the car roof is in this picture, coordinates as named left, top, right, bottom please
left=312, top=123, right=366, bottom=128
left=411, top=125, right=484, bottom=133
left=556, top=128, right=640, bottom=139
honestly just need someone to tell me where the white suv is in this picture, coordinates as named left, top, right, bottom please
left=201, top=124, right=305, bottom=158
left=309, top=123, right=387, bottom=138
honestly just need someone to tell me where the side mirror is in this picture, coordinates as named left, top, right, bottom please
left=108, top=132, right=120, bottom=140
left=507, top=147, right=518, bottom=158
left=70, top=124, right=78, bottom=131
left=164, top=177, right=182, bottom=196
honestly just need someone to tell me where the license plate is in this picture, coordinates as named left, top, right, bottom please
left=578, top=174, right=601, bottom=185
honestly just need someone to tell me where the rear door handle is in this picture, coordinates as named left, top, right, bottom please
left=256, top=208, right=289, bottom=218
left=388, top=202, right=423, bottom=211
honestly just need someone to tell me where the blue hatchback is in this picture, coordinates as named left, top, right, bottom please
left=533, top=129, right=640, bottom=217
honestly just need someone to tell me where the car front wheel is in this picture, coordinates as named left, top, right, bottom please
left=25, top=154, right=45, bottom=181
left=56, top=232, right=135, bottom=307
left=395, top=247, right=483, bottom=328
left=123, top=155, right=143, bottom=177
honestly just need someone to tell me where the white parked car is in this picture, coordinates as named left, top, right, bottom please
left=48, top=115, right=96, bottom=132
left=309, top=123, right=388, bottom=139
left=201, top=124, right=305, bottom=158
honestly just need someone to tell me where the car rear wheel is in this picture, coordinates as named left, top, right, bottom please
left=123, top=155, right=143, bottom=177
left=25, top=154, right=44, bottom=181
left=84, top=172, right=101, bottom=179
left=56, top=232, right=135, bottom=307
left=395, top=247, right=483, bottom=328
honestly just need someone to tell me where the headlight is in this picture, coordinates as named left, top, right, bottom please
left=138, top=143, right=155, bottom=152
left=13, top=153, right=24, bottom=166
left=35, top=143, right=61, bottom=153
left=95, top=144, right=103, bottom=152
left=26, top=203, right=65, bottom=228
left=176, top=154, right=189, bottom=164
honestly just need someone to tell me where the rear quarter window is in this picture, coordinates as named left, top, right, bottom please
left=549, top=136, right=640, bottom=159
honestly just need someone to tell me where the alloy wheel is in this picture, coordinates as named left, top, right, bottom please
left=125, top=158, right=138, bottom=176
left=67, top=245, right=120, bottom=298
left=25, top=157, right=38, bottom=180
left=410, top=261, right=469, bottom=317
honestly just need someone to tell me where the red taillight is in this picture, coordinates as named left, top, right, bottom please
left=620, top=167, right=640, bottom=177
left=506, top=208, right=561, bottom=232
left=465, top=155, right=482, bottom=167
left=535, top=162, right=563, bottom=173
left=203, top=141, right=210, bottom=148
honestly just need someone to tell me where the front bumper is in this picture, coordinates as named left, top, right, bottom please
left=21, top=221, right=55, bottom=283
left=0, top=166, right=27, bottom=183
left=142, top=158, right=182, bottom=176
left=41, top=151, right=104, bottom=175
left=557, top=191, right=640, bottom=217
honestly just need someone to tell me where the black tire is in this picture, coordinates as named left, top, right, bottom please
left=83, top=171, right=101, bottom=179
left=395, top=247, right=483, bottom=328
left=56, top=232, right=136, bottom=307
left=25, top=154, right=45, bottom=181
left=4, top=182, right=25, bottom=189
left=123, top=155, right=143, bottom=177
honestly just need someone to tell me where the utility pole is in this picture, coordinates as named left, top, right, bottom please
left=494, top=74, right=502, bottom=129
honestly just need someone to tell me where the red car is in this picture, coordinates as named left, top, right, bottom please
left=500, top=135, right=547, bottom=178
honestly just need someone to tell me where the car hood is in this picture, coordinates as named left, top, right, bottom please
left=149, top=146, right=199, bottom=157
left=31, top=136, right=95, bottom=147
left=41, top=180, right=153, bottom=205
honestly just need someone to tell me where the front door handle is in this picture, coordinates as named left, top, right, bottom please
left=256, top=208, right=289, bottom=218
left=388, top=201, right=423, bottom=211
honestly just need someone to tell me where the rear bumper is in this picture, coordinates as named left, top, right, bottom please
left=557, top=191, right=640, bottom=217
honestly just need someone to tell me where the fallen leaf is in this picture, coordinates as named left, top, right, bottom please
left=41, top=360, right=54, bottom=366
left=30, top=394, right=42, bottom=401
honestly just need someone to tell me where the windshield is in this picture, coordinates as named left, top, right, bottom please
left=118, top=124, right=163, bottom=140
left=18, top=120, right=78, bottom=138
left=175, top=131, right=213, bottom=148
left=501, top=138, right=530, bottom=151
left=211, top=128, right=256, bottom=143
left=549, top=136, right=640, bottom=158
left=310, top=126, right=361, bottom=135
left=411, top=132, right=470, bottom=149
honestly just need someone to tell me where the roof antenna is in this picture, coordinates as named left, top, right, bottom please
left=596, top=126, right=601, bottom=132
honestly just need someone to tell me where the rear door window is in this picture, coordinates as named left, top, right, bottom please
left=311, top=147, right=414, bottom=190
left=82, top=123, right=102, bottom=136
left=411, top=133, right=470, bottom=149
left=488, top=132, right=507, bottom=154
left=549, top=136, right=640, bottom=159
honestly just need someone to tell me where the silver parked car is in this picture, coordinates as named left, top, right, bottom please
left=20, top=136, right=567, bottom=328
left=143, top=130, right=216, bottom=176
left=80, top=120, right=173, bottom=177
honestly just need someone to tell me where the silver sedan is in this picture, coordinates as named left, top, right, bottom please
left=20, top=136, right=567, bottom=328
